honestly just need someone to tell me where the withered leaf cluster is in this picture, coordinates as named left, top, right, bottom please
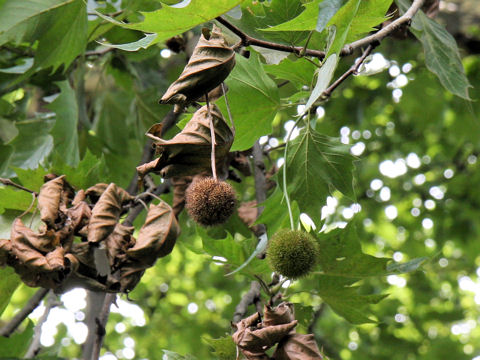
left=233, top=302, right=323, bottom=360
left=137, top=104, right=234, bottom=180
left=0, top=175, right=179, bottom=293
left=159, top=25, right=235, bottom=109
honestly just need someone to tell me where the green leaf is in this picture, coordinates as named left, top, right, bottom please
left=304, top=53, right=338, bottom=113
left=48, top=81, right=80, bottom=166
left=387, top=257, right=429, bottom=274
left=0, top=187, right=33, bottom=213
left=0, top=319, right=34, bottom=357
left=0, top=267, right=21, bottom=317
left=50, top=150, right=107, bottom=189
left=346, top=0, right=393, bottom=42
left=317, top=275, right=388, bottom=324
left=13, top=166, right=49, bottom=191
left=99, top=33, right=158, bottom=52
left=256, top=187, right=299, bottom=238
left=260, top=0, right=321, bottom=32
left=317, top=0, right=348, bottom=33
left=162, top=349, right=197, bottom=360
left=227, top=0, right=308, bottom=45
left=203, top=336, right=237, bottom=360
left=316, top=222, right=389, bottom=277
left=0, top=118, right=18, bottom=144
left=264, top=57, right=317, bottom=88
left=285, top=126, right=355, bottom=225
left=97, top=0, right=243, bottom=46
left=200, top=229, right=270, bottom=277
left=0, top=0, right=72, bottom=45
left=218, top=53, right=280, bottom=151
left=326, top=0, right=361, bottom=55
left=396, top=0, right=471, bottom=99
left=226, top=233, right=268, bottom=276
left=33, top=0, right=87, bottom=72
left=0, top=58, right=34, bottom=74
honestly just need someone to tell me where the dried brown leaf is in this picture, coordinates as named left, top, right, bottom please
left=126, top=201, right=180, bottom=266
left=0, top=238, right=12, bottom=266
left=72, top=189, right=86, bottom=206
left=138, top=104, right=233, bottom=179
left=104, top=223, right=135, bottom=268
left=238, top=201, right=258, bottom=228
left=38, top=175, right=65, bottom=228
left=87, top=183, right=133, bottom=244
left=160, top=25, right=235, bottom=107
left=11, top=218, right=60, bottom=253
left=85, top=183, right=109, bottom=203
left=171, top=176, right=193, bottom=216
left=67, top=201, right=92, bottom=234
left=273, top=334, right=323, bottom=360
left=264, top=302, right=296, bottom=327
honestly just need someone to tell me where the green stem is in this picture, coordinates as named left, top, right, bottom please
left=282, top=116, right=304, bottom=230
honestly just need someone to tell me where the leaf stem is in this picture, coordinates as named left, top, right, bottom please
left=283, top=116, right=305, bottom=230
left=205, top=95, right=218, bottom=180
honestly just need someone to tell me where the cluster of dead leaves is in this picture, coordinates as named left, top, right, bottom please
left=138, top=25, right=237, bottom=184
left=0, top=175, right=179, bottom=293
left=233, top=302, right=323, bottom=360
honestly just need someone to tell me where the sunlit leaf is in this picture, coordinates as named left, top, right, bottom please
left=218, top=53, right=280, bottom=151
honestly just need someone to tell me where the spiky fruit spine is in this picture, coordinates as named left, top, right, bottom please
left=185, top=177, right=236, bottom=226
left=267, top=229, right=319, bottom=279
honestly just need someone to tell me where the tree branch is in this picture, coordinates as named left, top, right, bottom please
left=232, top=281, right=262, bottom=324
left=0, top=288, right=49, bottom=337
left=25, top=291, right=59, bottom=358
left=0, top=178, right=37, bottom=195
left=321, top=43, right=376, bottom=99
left=216, top=0, right=424, bottom=59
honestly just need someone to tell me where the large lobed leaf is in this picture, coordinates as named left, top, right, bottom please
left=97, top=0, right=243, bottom=47
left=218, top=53, right=280, bottom=151
left=285, top=126, right=356, bottom=225
left=316, top=222, right=389, bottom=277
left=48, top=81, right=80, bottom=166
left=317, top=275, right=388, bottom=324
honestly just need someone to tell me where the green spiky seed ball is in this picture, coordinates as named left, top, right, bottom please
left=185, top=177, right=236, bottom=226
left=266, top=229, right=319, bottom=279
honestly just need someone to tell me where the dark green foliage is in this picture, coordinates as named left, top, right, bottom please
left=267, top=229, right=319, bottom=279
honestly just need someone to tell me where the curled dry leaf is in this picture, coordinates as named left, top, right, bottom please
left=88, top=183, right=134, bottom=244
left=11, top=218, right=60, bottom=253
left=233, top=302, right=323, bottom=360
left=127, top=201, right=180, bottom=265
left=264, top=302, right=296, bottom=327
left=38, top=175, right=65, bottom=228
left=159, top=25, right=235, bottom=108
left=104, top=223, right=135, bottom=268
left=233, top=310, right=298, bottom=360
left=0, top=238, right=12, bottom=266
left=72, top=189, right=86, bottom=206
left=85, top=183, right=109, bottom=203
left=171, top=176, right=193, bottom=216
left=138, top=104, right=233, bottom=179
left=273, top=334, right=323, bottom=360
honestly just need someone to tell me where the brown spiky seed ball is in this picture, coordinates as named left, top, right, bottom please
left=185, top=178, right=236, bottom=226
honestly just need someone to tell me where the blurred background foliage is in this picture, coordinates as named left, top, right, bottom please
left=0, top=0, right=480, bottom=359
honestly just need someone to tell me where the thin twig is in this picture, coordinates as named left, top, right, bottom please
left=252, top=141, right=267, bottom=238
left=0, top=288, right=49, bottom=337
left=321, top=43, right=376, bottom=99
left=217, top=0, right=424, bottom=59
left=232, top=281, right=262, bottom=324
left=0, top=178, right=37, bottom=195
left=90, top=293, right=116, bottom=360
left=25, top=291, right=59, bottom=358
